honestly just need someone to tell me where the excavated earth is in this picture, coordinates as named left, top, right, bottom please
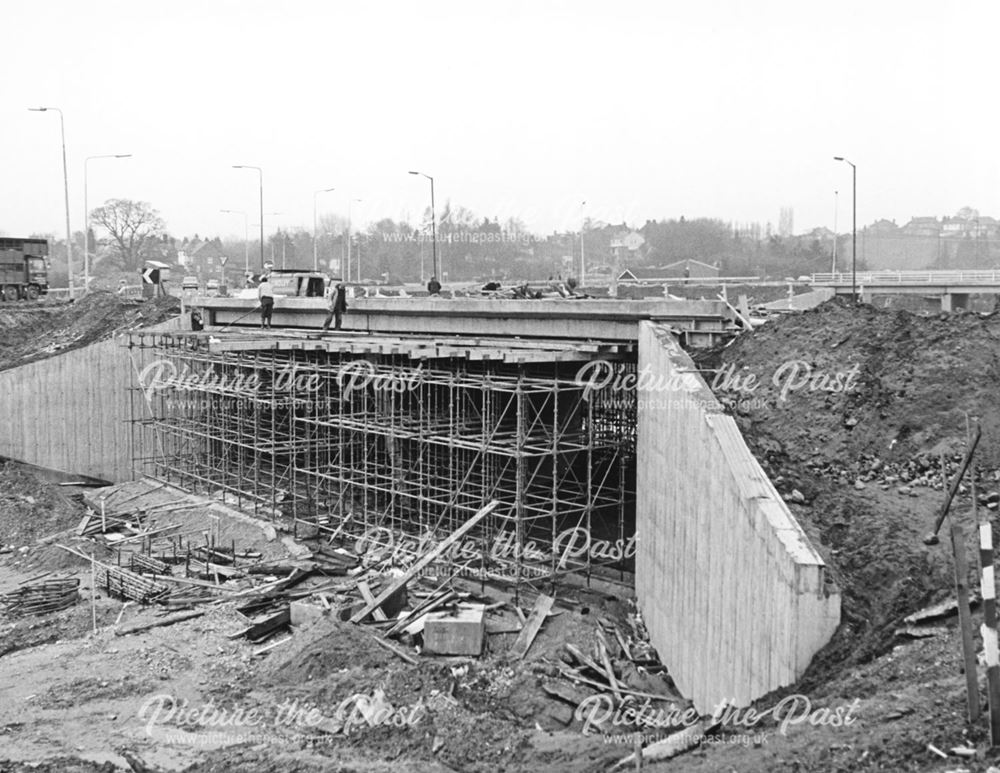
left=0, top=292, right=179, bottom=372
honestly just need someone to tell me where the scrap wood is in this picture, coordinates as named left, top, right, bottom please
left=509, top=593, right=555, bottom=660
left=367, top=630, right=419, bottom=665
left=565, top=643, right=608, bottom=679
left=1, top=577, right=80, bottom=617
left=252, top=635, right=293, bottom=657
left=612, top=719, right=719, bottom=769
left=349, top=500, right=499, bottom=624
left=228, top=607, right=291, bottom=642
left=557, top=665, right=680, bottom=704
left=595, top=631, right=623, bottom=702
left=245, top=560, right=318, bottom=576
left=894, top=625, right=949, bottom=639
left=386, top=590, right=459, bottom=638
left=357, top=580, right=389, bottom=621
left=542, top=681, right=597, bottom=706
left=115, top=608, right=205, bottom=636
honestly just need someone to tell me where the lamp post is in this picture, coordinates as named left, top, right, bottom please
left=313, top=187, right=335, bottom=272
left=346, top=198, right=362, bottom=282
left=580, top=200, right=587, bottom=286
left=232, top=165, right=263, bottom=271
left=84, top=154, right=131, bottom=292
left=831, top=190, right=839, bottom=274
left=833, top=157, right=857, bottom=302
left=29, top=107, right=73, bottom=297
left=409, top=171, right=437, bottom=281
left=221, top=209, right=249, bottom=272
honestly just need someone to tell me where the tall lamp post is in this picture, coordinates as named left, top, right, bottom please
left=313, top=187, right=335, bottom=272
left=580, top=200, right=587, bottom=286
left=232, top=165, right=263, bottom=271
left=833, top=156, right=857, bottom=303
left=221, top=209, right=249, bottom=272
left=831, top=190, right=839, bottom=274
left=409, top=171, right=437, bottom=281
left=346, top=198, right=362, bottom=282
left=29, top=107, right=73, bottom=298
left=84, top=154, right=131, bottom=292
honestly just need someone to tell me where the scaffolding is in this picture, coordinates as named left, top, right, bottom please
left=127, top=331, right=637, bottom=591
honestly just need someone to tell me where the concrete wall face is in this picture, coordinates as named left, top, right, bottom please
left=635, top=322, right=840, bottom=712
left=0, top=321, right=181, bottom=482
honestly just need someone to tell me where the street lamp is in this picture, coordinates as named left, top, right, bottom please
left=409, top=171, right=438, bottom=281
left=346, top=198, right=362, bottom=282
left=580, top=200, right=587, bottom=286
left=29, top=107, right=73, bottom=298
left=313, top=187, right=335, bottom=272
left=831, top=190, right=839, bottom=274
left=84, top=154, right=131, bottom=292
left=220, top=209, right=249, bottom=272
left=833, top=156, right=857, bottom=303
left=232, top=165, right=264, bottom=271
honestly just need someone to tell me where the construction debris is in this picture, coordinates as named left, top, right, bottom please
left=1, top=575, right=79, bottom=617
left=423, top=603, right=486, bottom=656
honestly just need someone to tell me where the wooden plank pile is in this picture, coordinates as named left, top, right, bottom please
left=1, top=575, right=80, bottom=617
left=96, top=563, right=170, bottom=603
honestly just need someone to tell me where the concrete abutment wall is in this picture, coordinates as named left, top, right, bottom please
left=636, top=322, right=840, bottom=712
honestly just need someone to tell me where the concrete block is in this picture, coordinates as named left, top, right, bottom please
left=423, top=603, right=485, bottom=656
left=290, top=600, right=326, bottom=626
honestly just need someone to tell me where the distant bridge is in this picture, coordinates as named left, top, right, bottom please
left=811, top=270, right=1000, bottom=310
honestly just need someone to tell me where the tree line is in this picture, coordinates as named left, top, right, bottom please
left=32, top=198, right=860, bottom=287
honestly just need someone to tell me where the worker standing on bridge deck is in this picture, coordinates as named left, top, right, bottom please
left=322, top=282, right=348, bottom=331
left=427, top=276, right=442, bottom=295
left=258, top=274, right=274, bottom=329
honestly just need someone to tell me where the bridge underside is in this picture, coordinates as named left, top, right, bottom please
left=127, top=330, right=637, bottom=592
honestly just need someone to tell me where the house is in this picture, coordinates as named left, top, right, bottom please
left=901, top=216, right=941, bottom=237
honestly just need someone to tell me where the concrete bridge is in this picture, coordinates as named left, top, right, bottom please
left=197, top=295, right=739, bottom=346
left=812, top=270, right=1000, bottom=310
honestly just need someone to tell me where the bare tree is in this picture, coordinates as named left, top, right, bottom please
left=90, top=199, right=165, bottom=271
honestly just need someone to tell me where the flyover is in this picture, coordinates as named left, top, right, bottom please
left=195, top=295, right=739, bottom=346
left=812, top=270, right=1000, bottom=310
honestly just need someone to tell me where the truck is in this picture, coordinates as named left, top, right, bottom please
left=0, top=238, right=49, bottom=300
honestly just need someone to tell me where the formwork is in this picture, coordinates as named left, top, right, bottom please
left=126, top=331, right=637, bottom=591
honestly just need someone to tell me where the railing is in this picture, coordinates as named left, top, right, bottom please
left=812, top=270, right=1000, bottom=285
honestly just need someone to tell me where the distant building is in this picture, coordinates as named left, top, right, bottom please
left=901, top=216, right=941, bottom=237
left=609, top=230, right=646, bottom=267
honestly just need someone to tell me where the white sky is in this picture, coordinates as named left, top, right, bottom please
left=4, top=0, right=1000, bottom=240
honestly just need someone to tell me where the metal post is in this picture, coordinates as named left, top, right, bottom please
left=410, top=171, right=438, bottom=281
left=313, top=187, right=335, bottom=272
left=430, top=177, right=438, bottom=281
left=233, top=165, right=263, bottom=270
left=851, top=163, right=857, bottom=303
left=832, top=190, right=839, bottom=275
left=29, top=107, right=73, bottom=297
left=834, top=157, right=857, bottom=302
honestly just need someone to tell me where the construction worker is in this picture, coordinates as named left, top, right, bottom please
left=322, top=283, right=348, bottom=331
left=427, top=276, right=442, bottom=296
left=258, top=274, right=274, bottom=329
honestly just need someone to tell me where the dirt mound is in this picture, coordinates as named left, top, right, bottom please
left=0, top=463, right=86, bottom=548
left=698, top=298, right=1000, bottom=678
left=0, top=292, right=179, bottom=371
left=261, top=618, right=392, bottom=685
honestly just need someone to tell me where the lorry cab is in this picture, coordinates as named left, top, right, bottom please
left=267, top=269, right=328, bottom=298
